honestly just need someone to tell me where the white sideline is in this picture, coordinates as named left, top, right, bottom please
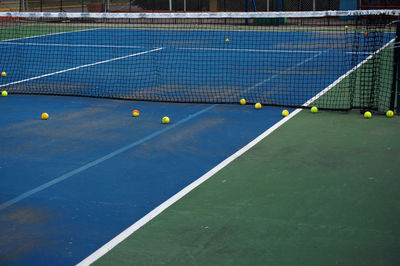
left=178, top=47, right=322, bottom=53
left=78, top=37, right=396, bottom=266
left=76, top=108, right=302, bottom=266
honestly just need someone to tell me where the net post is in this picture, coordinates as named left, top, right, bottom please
left=392, top=17, right=400, bottom=113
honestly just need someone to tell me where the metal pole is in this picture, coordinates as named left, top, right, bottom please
left=313, top=0, right=315, bottom=11
left=267, top=0, right=269, bottom=11
left=169, top=0, right=172, bottom=11
left=184, top=0, right=186, bottom=11
left=252, top=0, right=256, bottom=11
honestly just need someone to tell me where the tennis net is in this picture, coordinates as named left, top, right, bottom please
left=0, top=10, right=398, bottom=112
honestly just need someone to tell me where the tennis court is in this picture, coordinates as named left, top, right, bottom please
left=0, top=14, right=394, bottom=108
left=0, top=10, right=399, bottom=265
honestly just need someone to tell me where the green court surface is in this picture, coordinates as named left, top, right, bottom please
left=94, top=110, right=400, bottom=266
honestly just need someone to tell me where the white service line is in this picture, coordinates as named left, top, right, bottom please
left=0, top=47, right=163, bottom=88
left=345, top=51, right=373, bottom=55
left=243, top=51, right=323, bottom=96
left=178, top=47, right=323, bottom=53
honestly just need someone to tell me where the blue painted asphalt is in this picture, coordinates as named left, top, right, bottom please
left=1, top=29, right=392, bottom=106
left=0, top=28, right=394, bottom=264
left=0, top=94, right=293, bottom=265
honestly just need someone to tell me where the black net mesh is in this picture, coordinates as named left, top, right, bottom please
left=0, top=10, right=398, bottom=112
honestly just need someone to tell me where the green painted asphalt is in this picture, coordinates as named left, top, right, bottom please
left=94, top=110, right=400, bottom=266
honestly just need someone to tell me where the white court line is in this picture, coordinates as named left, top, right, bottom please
left=3, top=28, right=100, bottom=42
left=0, top=42, right=323, bottom=53
left=0, top=47, right=163, bottom=88
left=345, top=51, right=373, bottom=55
left=77, top=51, right=323, bottom=266
left=303, top=37, right=395, bottom=107
left=0, top=104, right=217, bottom=212
left=77, top=112, right=301, bottom=266
left=78, top=38, right=395, bottom=266
left=0, top=41, right=143, bottom=49
left=242, top=51, right=323, bottom=96
left=178, top=47, right=322, bottom=53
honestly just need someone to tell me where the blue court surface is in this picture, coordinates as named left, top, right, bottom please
left=0, top=27, right=393, bottom=264
left=0, top=28, right=391, bottom=105
left=1, top=94, right=292, bottom=265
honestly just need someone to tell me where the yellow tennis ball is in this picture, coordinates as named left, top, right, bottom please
left=1, top=90, right=7, bottom=97
left=282, top=109, right=289, bottom=117
left=240, top=99, right=246, bottom=105
left=255, top=103, right=262, bottom=109
left=345, top=25, right=348, bottom=30
left=225, top=38, right=229, bottom=42
left=311, top=106, right=318, bottom=113
left=386, top=110, right=394, bottom=117
left=162, top=116, right=170, bottom=124
left=41, top=113, right=49, bottom=120
left=364, top=111, right=372, bottom=119
left=1, top=72, right=6, bottom=77
left=132, top=110, right=139, bottom=117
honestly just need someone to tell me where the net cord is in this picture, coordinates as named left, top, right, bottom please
left=0, top=10, right=399, bottom=19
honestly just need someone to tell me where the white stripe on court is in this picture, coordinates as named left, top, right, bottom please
left=78, top=39, right=394, bottom=266
left=77, top=52, right=323, bottom=266
left=242, top=51, right=322, bottom=96
left=0, top=104, right=217, bottom=212
left=345, top=51, right=373, bottom=55
left=3, top=28, right=100, bottom=42
left=304, top=38, right=395, bottom=107
left=178, top=47, right=322, bottom=53
left=76, top=110, right=302, bottom=266
left=77, top=110, right=301, bottom=266
left=0, top=42, right=323, bottom=53
left=0, top=41, right=143, bottom=49
left=0, top=47, right=163, bottom=88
